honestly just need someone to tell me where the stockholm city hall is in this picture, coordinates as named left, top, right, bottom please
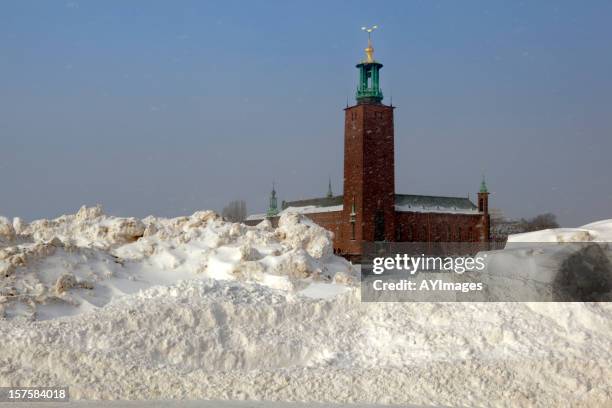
left=246, top=27, right=491, bottom=259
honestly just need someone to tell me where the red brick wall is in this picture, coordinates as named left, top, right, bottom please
left=394, top=211, right=488, bottom=242
left=245, top=210, right=490, bottom=257
left=342, top=103, right=395, bottom=255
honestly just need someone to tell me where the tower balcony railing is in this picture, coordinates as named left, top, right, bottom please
left=356, top=88, right=384, bottom=99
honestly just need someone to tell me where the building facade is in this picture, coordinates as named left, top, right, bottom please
left=246, top=32, right=490, bottom=259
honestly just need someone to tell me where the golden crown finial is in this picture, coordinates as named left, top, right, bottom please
left=361, top=25, right=378, bottom=63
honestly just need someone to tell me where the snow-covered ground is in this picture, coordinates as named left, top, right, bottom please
left=1, top=207, right=611, bottom=407
left=479, top=220, right=612, bottom=302
left=0, top=401, right=422, bottom=408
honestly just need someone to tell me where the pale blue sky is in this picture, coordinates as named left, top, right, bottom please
left=1, top=1, right=611, bottom=226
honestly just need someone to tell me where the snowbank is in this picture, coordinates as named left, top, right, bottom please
left=1, top=209, right=611, bottom=406
left=20, top=204, right=146, bottom=249
left=0, top=206, right=353, bottom=321
left=478, top=220, right=612, bottom=301
left=507, top=218, right=612, bottom=244
left=0, top=279, right=610, bottom=406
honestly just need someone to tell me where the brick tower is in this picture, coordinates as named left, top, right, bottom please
left=477, top=175, right=491, bottom=242
left=342, top=26, right=395, bottom=255
left=245, top=27, right=492, bottom=253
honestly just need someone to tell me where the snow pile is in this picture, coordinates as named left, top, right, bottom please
left=0, top=279, right=610, bottom=406
left=20, top=205, right=146, bottom=249
left=1, top=209, right=611, bottom=406
left=507, top=219, right=612, bottom=244
left=276, top=211, right=334, bottom=258
left=479, top=220, right=612, bottom=301
left=0, top=206, right=353, bottom=320
left=0, top=216, right=16, bottom=245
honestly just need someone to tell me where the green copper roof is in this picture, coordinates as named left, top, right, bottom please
left=479, top=175, right=488, bottom=193
left=267, top=183, right=279, bottom=217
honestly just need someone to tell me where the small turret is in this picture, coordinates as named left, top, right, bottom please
left=480, top=174, right=488, bottom=194
left=477, top=174, right=489, bottom=213
left=327, top=178, right=333, bottom=198
left=477, top=174, right=490, bottom=242
left=267, top=183, right=279, bottom=218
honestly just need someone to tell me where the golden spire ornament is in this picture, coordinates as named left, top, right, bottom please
left=361, top=25, right=378, bottom=63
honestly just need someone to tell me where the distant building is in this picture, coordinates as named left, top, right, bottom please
left=246, top=31, right=490, bottom=259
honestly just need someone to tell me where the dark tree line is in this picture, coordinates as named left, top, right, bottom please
left=518, top=213, right=559, bottom=232
left=490, top=209, right=560, bottom=242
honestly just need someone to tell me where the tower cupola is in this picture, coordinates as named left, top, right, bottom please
left=356, top=25, right=383, bottom=104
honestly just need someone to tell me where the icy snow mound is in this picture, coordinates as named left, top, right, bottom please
left=20, top=205, right=146, bottom=249
left=0, top=238, right=123, bottom=320
left=508, top=219, right=612, bottom=244
left=0, top=206, right=354, bottom=320
left=0, top=279, right=610, bottom=406
left=480, top=219, right=612, bottom=301
left=1, top=212, right=612, bottom=405
left=276, top=211, right=334, bottom=258
left=0, top=216, right=16, bottom=245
